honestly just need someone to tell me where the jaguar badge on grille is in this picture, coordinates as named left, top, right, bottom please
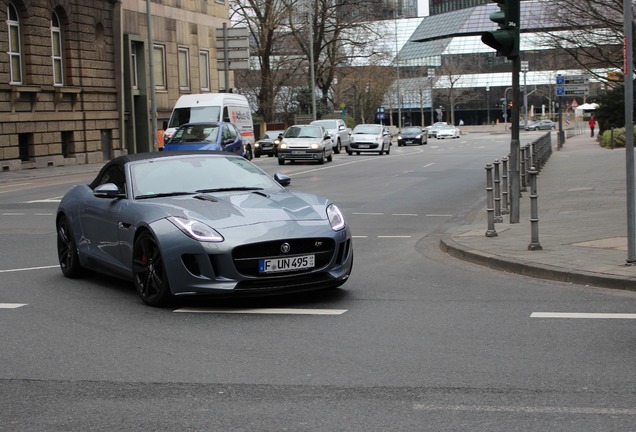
left=280, top=242, right=291, bottom=253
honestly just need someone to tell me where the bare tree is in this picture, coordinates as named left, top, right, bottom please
left=535, top=0, right=630, bottom=85
left=435, top=56, right=482, bottom=125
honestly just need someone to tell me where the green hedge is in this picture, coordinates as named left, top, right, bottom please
left=600, top=127, right=636, bottom=148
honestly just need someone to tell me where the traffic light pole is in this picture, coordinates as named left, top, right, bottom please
left=509, top=56, right=520, bottom=223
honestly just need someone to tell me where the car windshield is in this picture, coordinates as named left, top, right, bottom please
left=311, top=120, right=337, bottom=129
left=402, top=127, right=421, bottom=134
left=170, top=125, right=220, bottom=143
left=130, top=155, right=276, bottom=198
left=261, top=131, right=281, bottom=140
left=167, top=106, right=221, bottom=128
left=284, top=126, right=323, bottom=139
left=353, top=125, right=381, bottom=134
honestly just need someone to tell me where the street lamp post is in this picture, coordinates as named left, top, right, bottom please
left=521, top=60, right=529, bottom=129
left=428, top=68, right=435, bottom=125
left=394, top=17, right=401, bottom=130
left=486, top=85, right=490, bottom=126
left=308, top=2, right=317, bottom=121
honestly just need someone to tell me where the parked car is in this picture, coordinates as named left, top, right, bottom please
left=435, top=124, right=461, bottom=139
left=163, top=122, right=246, bottom=157
left=348, top=124, right=392, bottom=155
left=254, top=130, right=284, bottom=158
left=276, top=124, right=334, bottom=165
left=426, top=122, right=449, bottom=138
left=55, top=151, right=353, bottom=306
left=310, top=119, right=350, bottom=154
left=398, top=126, right=427, bottom=146
left=525, top=120, right=556, bottom=130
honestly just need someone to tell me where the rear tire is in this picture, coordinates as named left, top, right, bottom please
left=334, top=140, right=342, bottom=154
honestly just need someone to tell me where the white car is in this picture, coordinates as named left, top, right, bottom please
left=276, top=124, right=333, bottom=165
left=436, top=125, right=461, bottom=139
left=310, top=119, right=350, bottom=154
left=347, top=124, right=392, bottom=155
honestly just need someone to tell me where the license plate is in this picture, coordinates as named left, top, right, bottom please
left=358, top=144, right=370, bottom=148
left=259, top=254, right=315, bottom=273
left=405, top=140, right=412, bottom=143
left=292, top=150, right=305, bottom=154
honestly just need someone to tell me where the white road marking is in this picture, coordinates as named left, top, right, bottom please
left=352, top=212, right=384, bottom=215
left=174, top=308, right=347, bottom=315
left=423, top=163, right=435, bottom=168
left=26, top=198, right=62, bottom=203
left=2, top=213, right=25, bottom=216
left=392, top=213, right=418, bottom=216
left=377, top=235, right=411, bottom=238
left=0, top=265, right=59, bottom=273
left=413, top=404, right=636, bottom=415
left=35, top=213, right=54, bottom=216
left=531, top=312, right=636, bottom=319
left=352, top=235, right=368, bottom=238
left=0, top=303, right=27, bottom=309
left=425, top=214, right=453, bottom=217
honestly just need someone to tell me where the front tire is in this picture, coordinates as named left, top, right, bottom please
left=278, top=158, right=285, bottom=165
left=56, top=215, right=85, bottom=278
left=334, top=139, right=342, bottom=154
left=133, top=231, right=172, bottom=307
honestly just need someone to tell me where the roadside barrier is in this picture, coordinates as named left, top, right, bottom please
left=484, top=132, right=552, bottom=245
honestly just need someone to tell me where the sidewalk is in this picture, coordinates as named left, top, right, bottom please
left=440, top=132, right=636, bottom=291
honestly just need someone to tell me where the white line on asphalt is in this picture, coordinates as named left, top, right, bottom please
left=26, top=198, right=62, bottom=203
left=352, top=236, right=368, bottom=238
left=0, top=265, right=59, bottom=273
left=2, top=213, right=25, bottom=216
left=413, top=404, right=636, bottom=415
left=392, top=213, right=418, bottom=216
left=425, top=214, right=453, bottom=217
left=423, top=163, right=435, bottom=168
left=35, top=213, right=54, bottom=216
left=174, top=308, right=347, bottom=315
left=377, top=235, right=411, bottom=238
left=531, top=312, right=636, bottom=319
left=352, top=212, right=384, bottom=215
left=0, top=303, right=27, bottom=309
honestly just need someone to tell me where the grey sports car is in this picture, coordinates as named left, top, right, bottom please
left=56, top=151, right=353, bottom=306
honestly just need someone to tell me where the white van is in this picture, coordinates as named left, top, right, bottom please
left=163, top=93, right=255, bottom=154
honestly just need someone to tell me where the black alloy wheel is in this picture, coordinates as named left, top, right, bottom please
left=56, top=215, right=85, bottom=278
left=133, top=231, right=172, bottom=307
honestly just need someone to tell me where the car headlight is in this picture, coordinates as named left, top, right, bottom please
left=326, top=203, right=346, bottom=231
left=416, top=134, right=421, bottom=139
left=398, top=135, right=402, bottom=140
left=168, top=216, right=224, bottom=242
left=279, top=142, right=288, bottom=149
left=310, top=143, right=320, bottom=149
left=254, top=142, right=261, bottom=148
left=274, top=139, right=280, bottom=145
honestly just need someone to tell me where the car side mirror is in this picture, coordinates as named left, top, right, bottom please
left=94, top=183, right=125, bottom=199
left=325, top=133, right=331, bottom=139
left=274, top=173, right=291, bottom=187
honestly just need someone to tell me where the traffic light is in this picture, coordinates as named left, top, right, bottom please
left=481, top=0, right=520, bottom=60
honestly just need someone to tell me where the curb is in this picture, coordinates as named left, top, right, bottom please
left=439, top=237, right=636, bottom=292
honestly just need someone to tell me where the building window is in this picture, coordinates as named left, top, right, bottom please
left=7, top=3, right=22, bottom=84
left=131, top=51, right=138, bottom=89
left=51, top=11, right=63, bottom=86
left=153, top=44, right=166, bottom=90
left=199, top=50, right=210, bottom=91
left=178, top=47, right=190, bottom=90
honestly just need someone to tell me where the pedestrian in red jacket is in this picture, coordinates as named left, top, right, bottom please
left=589, top=116, right=596, bottom=137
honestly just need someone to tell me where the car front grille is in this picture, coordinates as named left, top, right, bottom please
left=231, top=238, right=336, bottom=277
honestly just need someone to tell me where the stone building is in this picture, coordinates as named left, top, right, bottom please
left=0, top=0, right=231, bottom=172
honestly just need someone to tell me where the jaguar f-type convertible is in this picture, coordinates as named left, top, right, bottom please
left=56, top=152, right=353, bottom=306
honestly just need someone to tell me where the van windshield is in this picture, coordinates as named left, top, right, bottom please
left=168, top=106, right=222, bottom=128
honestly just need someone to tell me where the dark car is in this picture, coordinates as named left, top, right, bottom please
left=164, top=122, right=246, bottom=157
left=254, top=130, right=284, bottom=158
left=398, top=126, right=427, bottom=146
left=55, top=152, right=353, bottom=306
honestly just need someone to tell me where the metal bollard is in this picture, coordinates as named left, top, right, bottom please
left=485, top=163, right=498, bottom=237
left=520, top=145, right=527, bottom=192
left=493, top=159, right=503, bottom=223
left=527, top=166, right=542, bottom=250
left=501, top=156, right=509, bottom=215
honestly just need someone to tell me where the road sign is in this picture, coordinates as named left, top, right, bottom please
left=216, top=27, right=250, bottom=70
left=556, top=86, right=589, bottom=96
left=556, top=75, right=589, bottom=85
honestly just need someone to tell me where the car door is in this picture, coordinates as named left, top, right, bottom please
left=80, top=165, right=126, bottom=267
left=221, top=123, right=243, bottom=155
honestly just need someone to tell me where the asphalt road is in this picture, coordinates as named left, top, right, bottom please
left=1, top=133, right=636, bottom=431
